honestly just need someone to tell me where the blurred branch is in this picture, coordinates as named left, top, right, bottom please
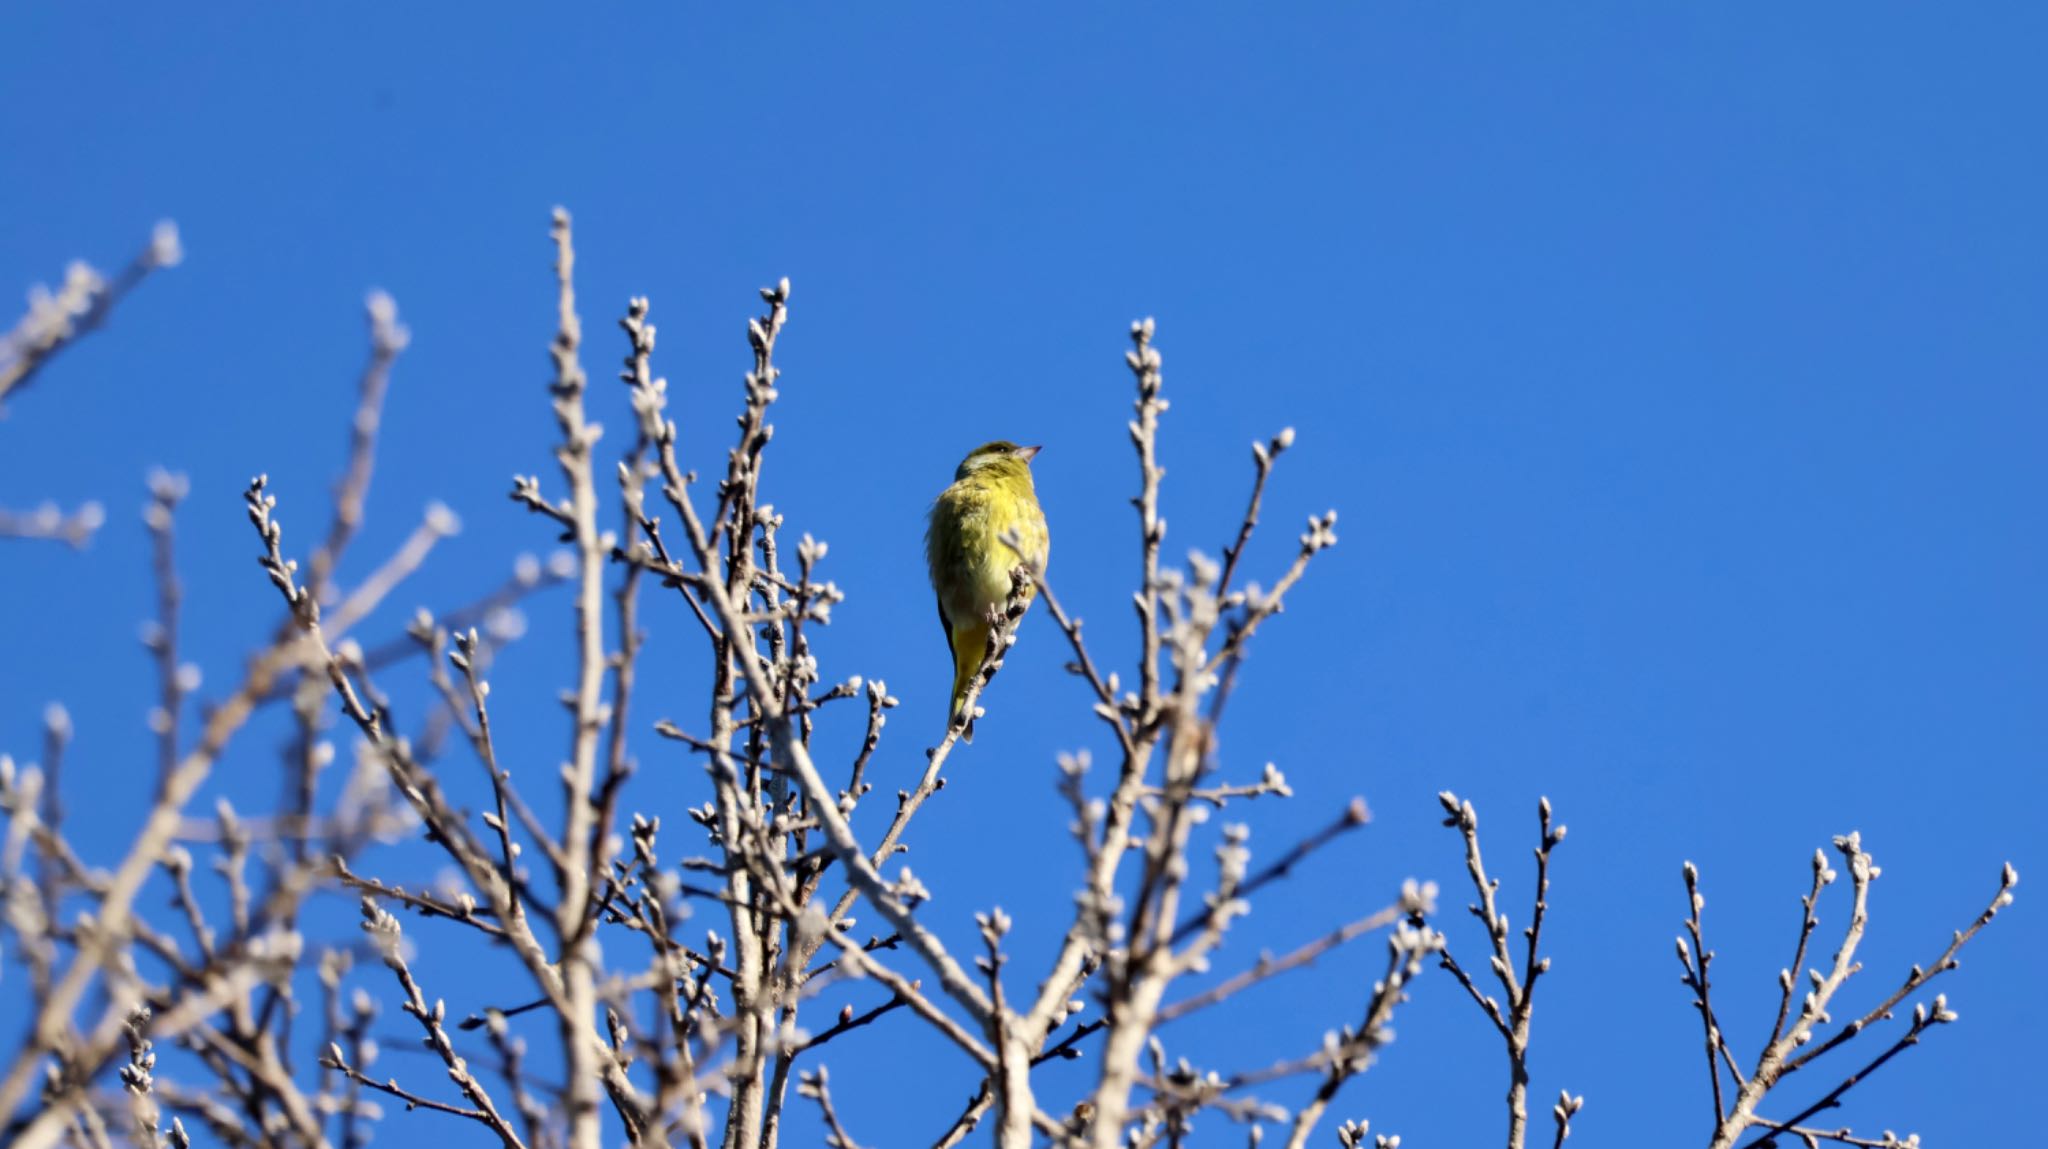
left=0, top=221, right=181, bottom=410
left=306, top=291, right=411, bottom=598
left=796, top=1068, right=866, bottom=1149
left=142, top=471, right=190, bottom=793
left=0, top=501, right=105, bottom=547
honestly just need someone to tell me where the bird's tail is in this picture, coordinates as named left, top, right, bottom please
left=947, top=618, right=991, bottom=742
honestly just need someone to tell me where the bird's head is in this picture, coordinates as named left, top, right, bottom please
left=955, top=440, right=1043, bottom=482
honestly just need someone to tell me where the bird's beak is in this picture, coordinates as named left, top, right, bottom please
left=1018, top=445, right=1043, bottom=462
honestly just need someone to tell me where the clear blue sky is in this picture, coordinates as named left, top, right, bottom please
left=4, top=5, right=2042, bottom=1146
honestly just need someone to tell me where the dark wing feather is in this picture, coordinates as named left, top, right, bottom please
left=926, top=490, right=959, bottom=648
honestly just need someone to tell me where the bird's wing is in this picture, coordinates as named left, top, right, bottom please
left=927, top=488, right=962, bottom=646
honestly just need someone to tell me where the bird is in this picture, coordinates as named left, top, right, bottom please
left=925, top=440, right=1050, bottom=740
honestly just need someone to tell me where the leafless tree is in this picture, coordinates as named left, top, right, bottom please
left=0, top=216, right=2020, bottom=1149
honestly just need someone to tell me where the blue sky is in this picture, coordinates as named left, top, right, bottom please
left=3, top=5, right=2043, bottom=1146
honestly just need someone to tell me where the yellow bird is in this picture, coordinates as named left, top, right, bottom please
left=925, top=441, right=1050, bottom=738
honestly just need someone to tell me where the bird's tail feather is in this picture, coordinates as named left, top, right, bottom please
left=948, top=619, right=990, bottom=742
